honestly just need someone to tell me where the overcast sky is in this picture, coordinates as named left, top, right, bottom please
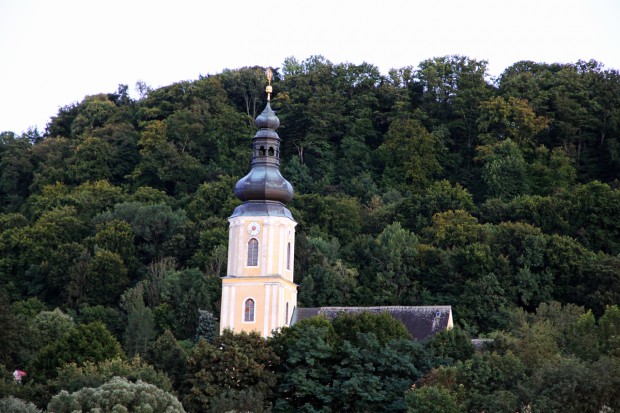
left=1, top=0, right=619, bottom=135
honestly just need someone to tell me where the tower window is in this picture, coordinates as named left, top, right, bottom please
left=268, top=147, right=274, bottom=156
left=247, top=238, right=259, bottom=266
left=244, top=299, right=255, bottom=322
left=286, top=242, right=291, bottom=270
left=285, top=302, right=289, bottom=325
left=259, top=146, right=266, bottom=156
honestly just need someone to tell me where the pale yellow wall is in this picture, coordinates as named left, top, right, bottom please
left=220, top=276, right=297, bottom=336
left=220, top=214, right=298, bottom=337
left=227, top=216, right=296, bottom=282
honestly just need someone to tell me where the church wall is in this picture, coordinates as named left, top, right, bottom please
left=220, top=276, right=297, bottom=337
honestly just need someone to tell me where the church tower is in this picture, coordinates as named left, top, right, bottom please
left=219, top=69, right=297, bottom=337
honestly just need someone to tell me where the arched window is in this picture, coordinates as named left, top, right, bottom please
left=244, top=299, right=255, bottom=322
left=268, top=147, right=275, bottom=156
left=286, top=242, right=291, bottom=270
left=247, top=238, right=258, bottom=266
left=285, top=302, right=289, bottom=325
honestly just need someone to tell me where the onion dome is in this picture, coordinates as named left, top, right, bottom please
left=234, top=68, right=294, bottom=205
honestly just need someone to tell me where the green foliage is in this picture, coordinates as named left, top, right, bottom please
left=120, top=284, right=156, bottom=357
left=194, top=310, right=216, bottom=343
left=0, top=291, right=28, bottom=368
left=476, top=139, right=529, bottom=200
left=520, top=356, right=617, bottom=413
left=76, top=305, right=123, bottom=338
left=145, top=330, right=187, bottom=388
left=168, top=268, right=220, bottom=339
left=183, top=330, right=279, bottom=413
left=405, top=386, right=461, bottom=413
left=207, top=388, right=271, bottom=413
left=2, top=56, right=620, bottom=409
left=477, top=96, right=548, bottom=146
left=359, top=222, right=419, bottom=305
left=400, top=179, right=475, bottom=233
left=96, top=201, right=187, bottom=262
left=427, top=326, right=475, bottom=363
left=272, top=315, right=434, bottom=412
left=47, top=376, right=185, bottom=413
left=11, top=298, right=46, bottom=321
left=297, top=235, right=358, bottom=307
left=31, top=322, right=124, bottom=380
left=331, top=311, right=410, bottom=345
left=52, top=356, right=172, bottom=394
left=0, top=396, right=42, bottom=413
left=379, top=118, right=443, bottom=191
left=30, top=309, right=74, bottom=351
left=84, top=249, right=129, bottom=306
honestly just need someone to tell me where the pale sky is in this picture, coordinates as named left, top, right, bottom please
left=1, top=0, right=619, bottom=135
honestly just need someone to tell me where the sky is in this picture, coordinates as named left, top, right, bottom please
left=1, top=0, right=619, bottom=135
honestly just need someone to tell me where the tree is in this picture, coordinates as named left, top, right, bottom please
left=92, top=219, right=138, bottom=278
left=414, top=55, right=492, bottom=175
left=331, top=311, right=410, bottom=346
left=270, top=318, right=338, bottom=412
left=31, top=322, right=124, bottom=380
left=130, top=120, right=206, bottom=194
left=271, top=315, right=431, bottom=412
left=379, top=118, right=443, bottom=191
left=183, top=330, right=279, bottom=413
left=84, top=249, right=128, bottom=306
left=47, top=376, right=185, bottom=413
left=527, top=145, right=576, bottom=195
left=423, top=210, right=485, bottom=249
left=405, top=386, right=461, bottom=413
left=26, top=180, right=125, bottom=221
left=96, top=201, right=188, bottom=262
left=121, top=284, right=156, bottom=357
left=565, top=181, right=620, bottom=255
left=399, top=179, right=475, bottom=233
left=185, top=176, right=240, bottom=221
left=0, top=291, right=28, bottom=368
left=0, top=132, right=33, bottom=212
left=331, top=333, right=426, bottom=412
left=30, top=309, right=74, bottom=352
left=220, top=66, right=268, bottom=124
left=427, top=326, right=475, bottom=363
left=146, top=330, right=187, bottom=388
left=0, top=396, right=42, bottom=413
left=69, top=94, right=119, bottom=137
left=598, top=305, right=620, bottom=357
left=363, top=222, right=419, bottom=305
left=475, top=139, right=529, bottom=200
left=52, top=356, right=172, bottom=394
left=520, top=356, right=603, bottom=413
left=477, top=96, right=548, bottom=147
left=169, top=268, right=220, bottom=339
left=69, top=137, right=117, bottom=183
left=296, top=235, right=358, bottom=307
left=194, top=310, right=216, bottom=343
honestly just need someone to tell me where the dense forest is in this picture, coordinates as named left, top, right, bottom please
left=1, top=55, right=619, bottom=412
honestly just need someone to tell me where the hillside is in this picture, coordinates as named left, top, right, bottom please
left=1, top=55, right=619, bottom=412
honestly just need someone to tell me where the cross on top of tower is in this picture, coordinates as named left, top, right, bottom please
left=266, top=68, right=273, bottom=101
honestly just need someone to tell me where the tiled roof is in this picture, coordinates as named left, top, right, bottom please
left=292, top=306, right=453, bottom=340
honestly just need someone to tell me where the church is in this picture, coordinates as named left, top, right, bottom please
left=219, top=70, right=453, bottom=340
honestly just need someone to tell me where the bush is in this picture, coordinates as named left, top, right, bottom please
left=47, top=376, right=185, bottom=413
left=0, top=396, right=42, bottom=413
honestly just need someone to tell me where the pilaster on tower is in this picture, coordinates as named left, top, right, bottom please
left=220, top=68, right=297, bottom=338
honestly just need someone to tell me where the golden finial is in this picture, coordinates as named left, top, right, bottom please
left=266, top=67, right=273, bottom=101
